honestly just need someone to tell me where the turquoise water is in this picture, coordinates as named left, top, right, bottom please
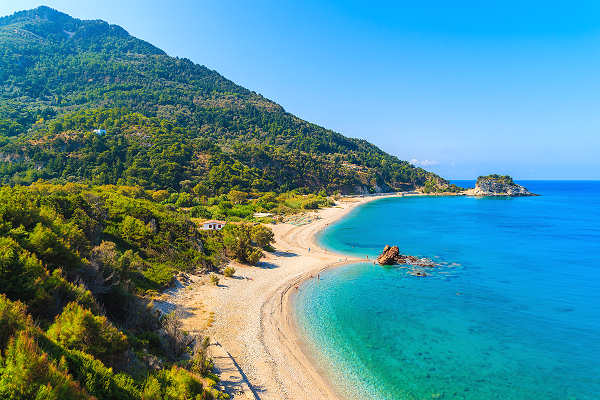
left=294, top=181, right=600, bottom=400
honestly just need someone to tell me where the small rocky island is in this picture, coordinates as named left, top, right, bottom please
left=464, top=174, right=537, bottom=196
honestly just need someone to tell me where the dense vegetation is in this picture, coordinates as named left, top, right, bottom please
left=476, top=174, right=515, bottom=185
left=0, top=6, right=452, bottom=194
left=0, top=182, right=241, bottom=399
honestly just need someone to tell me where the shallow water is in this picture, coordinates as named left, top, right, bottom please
left=294, top=181, right=600, bottom=400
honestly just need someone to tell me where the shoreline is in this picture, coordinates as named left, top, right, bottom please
left=164, top=194, right=396, bottom=399
left=243, top=194, right=385, bottom=399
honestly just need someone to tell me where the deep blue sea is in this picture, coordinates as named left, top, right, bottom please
left=294, top=181, right=600, bottom=400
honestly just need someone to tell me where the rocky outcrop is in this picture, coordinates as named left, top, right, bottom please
left=466, top=175, right=537, bottom=196
left=376, top=245, right=437, bottom=267
left=376, top=245, right=400, bottom=265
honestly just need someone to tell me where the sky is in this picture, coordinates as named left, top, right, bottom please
left=1, top=1, right=599, bottom=179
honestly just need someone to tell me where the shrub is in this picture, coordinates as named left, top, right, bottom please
left=151, top=190, right=170, bottom=203
left=209, top=274, right=220, bottom=286
left=27, top=222, right=80, bottom=271
left=190, top=205, right=211, bottom=219
left=247, top=249, right=263, bottom=266
left=0, top=331, right=91, bottom=400
left=222, top=223, right=269, bottom=264
left=46, top=302, right=128, bottom=364
left=189, top=336, right=212, bottom=376
left=0, top=237, right=45, bottom=302
left=0, top=294, right=35, bottom=349
left=137, top=263, right=175, bottom=291
left=142, top=375, right=162, bottom=400
left=161, top=311, right=191, bottom=358
left=174, top=192, right=195, bottom=208
left=227, top=190, right=247, bottom=205
left=222, top=225, right=251, bottom=262
left=143, top=366, right=227, bottom=400
left=223, top=266, right=235, bottom=278
left=301, top=198, right=321, bottom=209
left=120, top=216, right=152, bottom=246
left=54, top=347, right=140, bottom=399
left=251, top=225, right=274, bottom=249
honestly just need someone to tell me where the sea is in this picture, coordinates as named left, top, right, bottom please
left=294, top=181, right=600, bottom=400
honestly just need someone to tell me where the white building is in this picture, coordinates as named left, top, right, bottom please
left=93, top=129, right=107, bottom=136
left=201, top=220, right=226, bottom=230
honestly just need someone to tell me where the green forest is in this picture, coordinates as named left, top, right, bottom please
left=0, top=6, right=456, bottom=195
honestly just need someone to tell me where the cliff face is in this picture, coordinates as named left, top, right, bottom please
left=467, top=175, right=536, bottom=196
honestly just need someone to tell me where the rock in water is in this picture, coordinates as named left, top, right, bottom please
left=467, top=174, right=537, bottom=196
left=376, top=246, right=437, bottom=267
left=376, top=245, right=400, bottom=265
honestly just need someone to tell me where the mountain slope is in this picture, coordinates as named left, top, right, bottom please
left=0, top=6, right=453, bottom=193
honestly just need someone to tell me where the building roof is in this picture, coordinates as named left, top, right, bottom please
left=203, top=220, right=226, bottom=224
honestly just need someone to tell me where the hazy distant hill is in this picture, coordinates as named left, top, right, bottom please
left=0, top=6, right=452, bottom=194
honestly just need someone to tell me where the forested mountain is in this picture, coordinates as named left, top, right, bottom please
left=0, top=6, right=453, bottom=194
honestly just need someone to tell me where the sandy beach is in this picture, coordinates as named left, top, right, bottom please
left=160, top=195, right=392, bottom=399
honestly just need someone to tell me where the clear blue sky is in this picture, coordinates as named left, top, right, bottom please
left=2, top=1, right=599, bottom=179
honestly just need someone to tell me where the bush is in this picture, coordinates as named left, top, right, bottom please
left=46, top=302, right=128, bottom=364
left=247, top=249, right=263, bottom=266
left=0, top=331, right=92, bottom=400
left=223, top=266, right=235, bottom=278
left=0, top=237, right=45, bottom=303
left=251, top=225, right=274, bottom=249
left=227, top=190, right=247, bottom=205
left=143, top=366, right=205, bottom=400
left=301, top=198, right=321, bottom=209
left=151, top=190, right=170, bottom=203
left=189, top=336, right=212, bottom=376
left=120, top=216, right=152, bottom=246
left=55, top=347, right=140, bottom=399
left=142, top=375, right=162, bottom=400
left=209, top=274, right=220, bottom=286
left=27, top=222, right=80, bottom=272
left=222, top=223, right=269, bottom=265
left=0, top=295, right=35, bottom=349
left=140, top=263, right=176, bottom=290
left=160, top=310, right=191, bottom=358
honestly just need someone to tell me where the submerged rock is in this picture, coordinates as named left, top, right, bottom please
left=466, top=174, right=537, bottom=196
left=408, top=268, right=428, bottom=277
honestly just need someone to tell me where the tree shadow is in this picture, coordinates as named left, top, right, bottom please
left=272, top=250, right=298, bottom=257
left=255, top=261, right=279, bottom=269
left=212, top=342, right=265, bottom=399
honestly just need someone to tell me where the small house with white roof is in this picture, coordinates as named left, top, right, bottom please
left=201, top=220, right=226, bottom=230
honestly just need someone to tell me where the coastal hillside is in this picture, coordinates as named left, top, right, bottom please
left=0, top=6, right=454, bottom=194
